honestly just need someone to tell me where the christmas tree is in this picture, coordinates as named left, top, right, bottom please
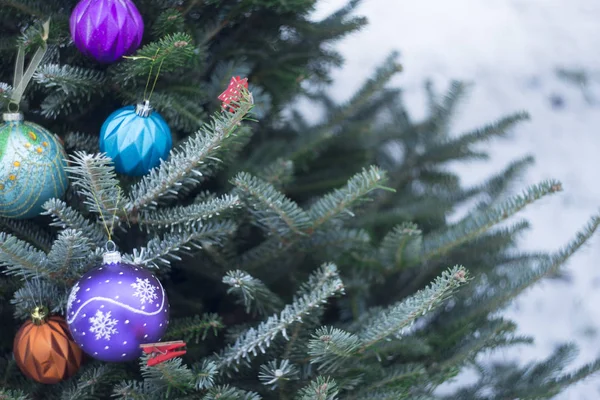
left=0, top=0, right=598, bottom=398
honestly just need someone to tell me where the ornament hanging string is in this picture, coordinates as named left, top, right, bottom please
left=125, top=47, right=166, bottom=102
left=9, top=19, right=50, bottom=112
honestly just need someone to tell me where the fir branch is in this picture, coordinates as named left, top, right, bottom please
left=64, top=131, right=100, bottom=154
left=0, top=217, right=52, bottom=252
left=112, top=380, right=159, bottom=400
left=500, top=215, right=600, bottom=306
left=42, top=199, right=107, bottom=249
left=34, top=63, right=106, bottom=97
left=308, top=327, right=362, bottom=373
left=216, top=263, right=344, bottom=370
left=126, top=220, right=237, bottom=269
left=46, top=229, right=93, bottom=281
left=422, top=180, right=563, bottom=261
left=115, top=33, right=196, bottom=80
left=347, top=364, right=428, bottom=400
left=309, top=228, right=372, bottom=257
left=165, top=313, right=224, bottom=343
left=296, top=376, right=339, bottom=400
left=192, top=360, right=218, bottom=390
left=232, top=172, right=311, bottom=236
left=427, top=80, right=469, bottom=136
left=421, top=112, right=530, bottom=164
left=127, top=93, right=253, bottom=211
left=202, top=385, right=262, bottom=400
left=140, top=355, right=195, bottom=395
left=66, top=152, right=126, bottom=227
left=0, top=389, right=29, bottom=400
left=138, top=194, right=241, bottom=231
left=11, top=279, right=62, bottom=319
left=258, top=159, right=295, bottom=189
left=0, top=232, right=49, bottom=279
left=258, top=359, right=299, bottom=390
left=308, top=166, right=389, bottom=228
left=152, top=9, right=185, bottom=37
left=61, top=364, right=118, bottom=400
left=223, top=270, right=284, bottom=316
left=379, top=222, right=422, bottom=270
left=358, top=266, right=467, bottom=351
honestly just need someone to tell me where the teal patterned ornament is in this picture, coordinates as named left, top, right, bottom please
left=0, top=113, right=68, bottom=219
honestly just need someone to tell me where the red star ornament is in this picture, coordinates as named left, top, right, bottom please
left=218, top=76, right=249, bottom=112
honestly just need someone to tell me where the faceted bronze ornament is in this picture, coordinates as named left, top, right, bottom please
left=13, top=307, right=83, bottom=384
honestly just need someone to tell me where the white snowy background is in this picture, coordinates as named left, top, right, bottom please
left=306, top=0, right=600, bottom=398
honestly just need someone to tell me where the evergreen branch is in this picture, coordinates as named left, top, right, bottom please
left=427, top=80, right=469, bottom=136
left=258, top=158, right=295, bottom=189
left=421, top=112, right=530, bottom=165
left=112, top=380, right=160, bottom=400
left=0, top=217, right=52, bottom=252
left=114, top=33, right=196, bottom=80
left=308, top=327, right=362, bottom=373
left=358, top=266, right=467, bottom=350
left=502, top=215, right=600, bottom=305
left=42, top=199, right=107, bottom=249
left=216, top=263, right=344, bottom=370
left=61, top=364, right=117, bottom=400
left=152, top=9, right=185, bottom=37
left=64, top=131, right=100, bottom=154
left=258, top=359, right=299, bottom=390
left=46, top=229, right=93, bottom=281
left=0, top=232, right=49, bottom=279
left=140, top=355, right=195, bottom=395
left=192, top=360, right=218, bottom=390
left=223, top=270, right=284, bottom=316
left=379, top=222, right=422, bottom=270
left=308, top=166, right=388, bottom=228
left=309, top=228, right=372, bottom=257
left=138, top=194, right=241, bottom=231
left=11, top=280, right=62, bottom=319
left=126, top=220, right=237, bottom=269
left=296, top=376, right=339, bottom=400
left=0, top=389, right=29, bottom=400
left=164, top=313, right=224, bottom=343
left=66, top=152, right=126, bottom=225
left=287, top=52, right=401, bottom=164
left=232, top=172, right=311, bottom=236
left=422, top=180, right=562, bottom=261
left=202, top=385, right=262, bottom=400
left=34, top=63, right=106, bottom=97
left=127, top=93, right=253, bottom=211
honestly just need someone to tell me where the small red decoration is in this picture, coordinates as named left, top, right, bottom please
left=218, top=76, right=249, bottom=112
left=140, top=340, right=187, bottom=366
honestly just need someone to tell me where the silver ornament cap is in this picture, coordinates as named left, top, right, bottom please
left=2, top=112, right=24, bottom=122
left=135, top=100, right=153, bottom=118
left=102, top=240, right=122, bottom=265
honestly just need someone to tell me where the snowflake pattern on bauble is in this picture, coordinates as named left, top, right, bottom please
left=131, top=277, right=158, bottom=305
left=89, top=310, right=118, bottom=340
left=67, top=282, right=80, bottom=310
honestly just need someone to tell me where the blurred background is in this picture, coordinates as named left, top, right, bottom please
left=303, top=1, right=600, bottom=398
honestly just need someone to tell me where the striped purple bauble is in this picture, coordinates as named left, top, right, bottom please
left=70, top=0, right=144, bottom=63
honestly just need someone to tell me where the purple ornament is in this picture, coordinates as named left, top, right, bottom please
left=70, top=0, right=144, bottom=63
left=66, top=251, right=169, bottom=362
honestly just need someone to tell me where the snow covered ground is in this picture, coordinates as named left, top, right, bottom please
left=309, top=1, right=600, bottom=398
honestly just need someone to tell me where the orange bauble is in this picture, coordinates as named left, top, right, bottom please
left=13, top=308, right=83, bottom=384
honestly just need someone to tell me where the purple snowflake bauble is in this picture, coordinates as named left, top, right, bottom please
left=69, top=0, right=144, bottom=63
left=66, top=253, right=169, bottom=362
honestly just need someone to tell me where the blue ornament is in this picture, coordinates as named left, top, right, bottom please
left=0, top=113, right=68, bottom=219
left=99, top=101, right=172, bottom=176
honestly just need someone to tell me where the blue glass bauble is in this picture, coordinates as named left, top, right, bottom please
left=0, top=113, right=68, bottom=219
left=66, top=251, right=169, bottom=362
left=99, top=101, right=172, bottom=176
